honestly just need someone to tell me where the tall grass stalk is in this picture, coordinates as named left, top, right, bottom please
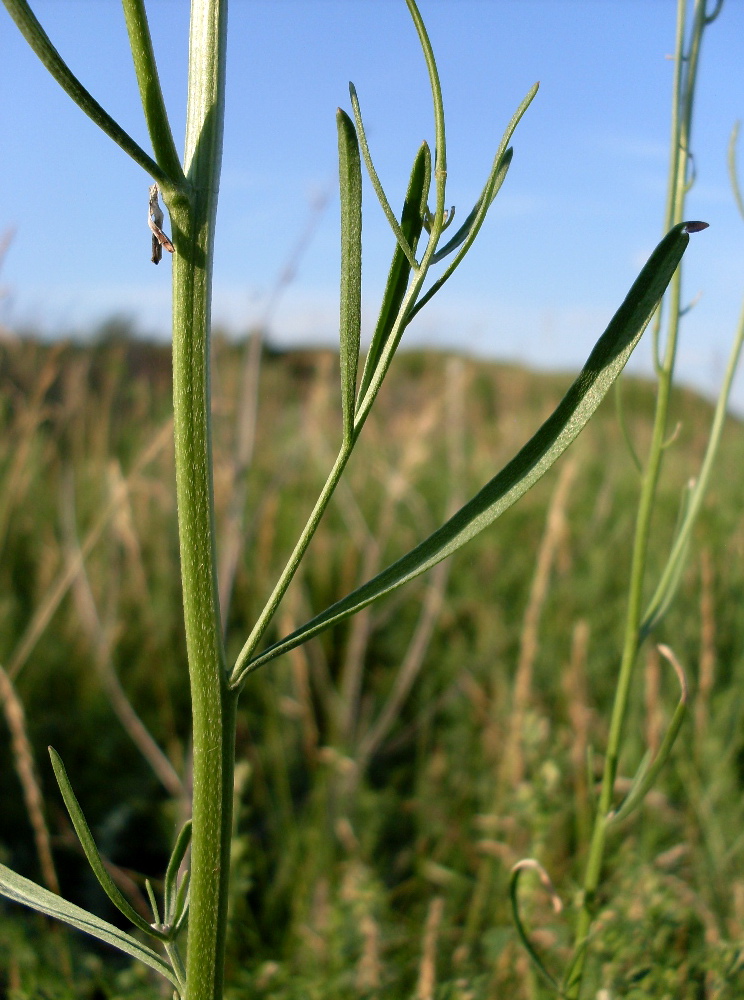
left=0, top=2, right=708, bottom=997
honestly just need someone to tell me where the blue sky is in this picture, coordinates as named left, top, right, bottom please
left=2, top=1, right=744, bottom=405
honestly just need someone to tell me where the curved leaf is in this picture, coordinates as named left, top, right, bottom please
left=172, top=870, right=191, bottom=936
left=729, top=122, right=744, bottom=221
left=510, top=860, right=562, bottom=991
left=410, top=81, right=539, bottom=319
left=349, top=82, right=417, bottom=268
left=429, top=147, right=513, bottom=265
left=0, top=862, right=179, bottom=987
left=641, top=285, right=744, bottom=639
left=231, top=222, right=705, bottom=685
left=164, top=819, right=192, bottom=927
left=49, top=746, right=167, bottom=940
left=608, top=644, right=688, bottom=825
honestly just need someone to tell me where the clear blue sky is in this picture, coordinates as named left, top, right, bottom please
left=2, top=1, right=744, bottom=405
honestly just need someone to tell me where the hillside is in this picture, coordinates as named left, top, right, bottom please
left=1, top=334, right=743, bottom=998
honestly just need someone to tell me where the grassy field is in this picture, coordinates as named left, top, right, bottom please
left=1, top=333, right=744, bottom=998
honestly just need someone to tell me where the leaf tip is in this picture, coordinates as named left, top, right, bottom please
left=683, top=221, right=709, bottom=234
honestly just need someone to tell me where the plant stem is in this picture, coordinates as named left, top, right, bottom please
left=230, top=442, right=354, bottom=685
left=168, top=1, right=232, bottom=997
left=565, top=2, right=712, bottom=993
left=121, top=0, right=185, bottom=188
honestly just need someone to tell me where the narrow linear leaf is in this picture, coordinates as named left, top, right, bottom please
left=164, top=819, right=192, bottom=926
left=639, top=480, right=694, bottom=638
left=337, top=108, right=363, bottom=444
left=509, top=862, right=562, bottom=991
left=165, top=941, right=186, bottom=993
left=354, top=86, right=534, bottom=430
left=121, top=0, right=184, bottom=184
left=608, top=645, right=688, bottom=825
left=0, top=862, right=178, bottom=987
left=172, top=870, right=190, bottom=935
left=356, top=142, right=431, bottom=410
left=234, top=222, right=704, bottom=683
left=49, top=746, right=167, bottom=941
left=430, top=147, right=513, bottom=265
left=350, top=82, right=418, bottom=268
left=641, top=283, right=744, bottom=639
left=145, top=879, right=161, bottom=925
left=2, top=0, right=175, bottom=189
left=411, top=81, right=539, bottom=319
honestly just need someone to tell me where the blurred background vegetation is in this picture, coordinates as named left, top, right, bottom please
left=1, top=328, right=744, bottom=998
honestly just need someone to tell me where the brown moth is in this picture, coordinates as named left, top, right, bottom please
left=148, top=183, right=175, bottom=264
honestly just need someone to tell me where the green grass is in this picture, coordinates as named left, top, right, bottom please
left=2, top=334, right=744, bottom=998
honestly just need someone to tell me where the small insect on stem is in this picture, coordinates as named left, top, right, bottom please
left=148, top=183, right=175, bottom=264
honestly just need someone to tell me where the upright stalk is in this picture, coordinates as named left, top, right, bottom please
left=167, top=2, right=235, bottom=998
left=565, top=2, right=715, bottom=994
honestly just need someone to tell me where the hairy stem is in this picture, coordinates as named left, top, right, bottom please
left=168, top=1, right=232, bottom=997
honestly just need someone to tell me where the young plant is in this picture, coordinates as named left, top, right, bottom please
left=0, top=1, right=706, bottom=997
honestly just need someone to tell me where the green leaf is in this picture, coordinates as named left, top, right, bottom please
left=350, top=82, right=418, bottom=269
left=235, top=222, right=704, bottom=681
left=164, top=819, right=192, bottom=927
left=429, top=147, right=513, bottom=265
left=509, top=861, right=562, bottom=992
left=355, top=142, right=430, bottom=410
left=608, top=644, right=688, bottom=825
left=172, top=869, right=191, bottom=936
left=639, top=479, right=694, bottom=638
left=49, top=746, right=168, bottom=940
left=410, top=81, right=539, bottom=321
left=337, top=108, right=363, bottom=445
left=0, top=862, right=179, bottom=988
left=121, top=0, right=184, bottom=185
left=641, top=282, right=744, bottom=639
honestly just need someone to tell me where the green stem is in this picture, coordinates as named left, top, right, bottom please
left=168, top=1, right=232, bottom=997
left=230, top=443, right=353, bottom=686
left=230, top=225, right=446, bottom=690
left=567, top=352, right=674, bottom=993
left=404, top=0, right=447, bottom=239
left=121, top=0, right=186, bottom=186
left=565, top=2, right=713, bottom=993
